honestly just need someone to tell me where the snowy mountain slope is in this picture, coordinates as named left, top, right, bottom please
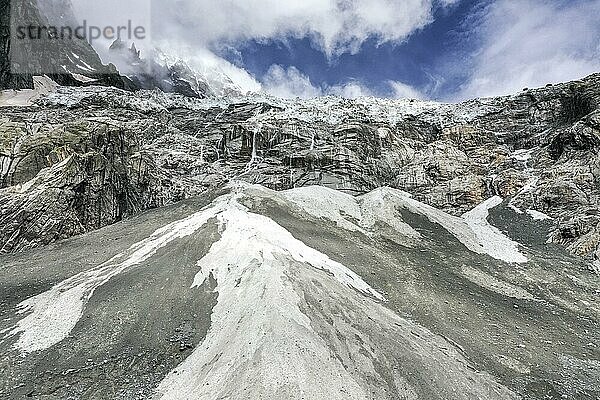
left=104, top=43, right=258, bottom=99
left=0, top=183, right=598, bottom=399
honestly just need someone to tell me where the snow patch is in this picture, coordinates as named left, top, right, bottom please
left=76, top=60, right=94, bottom=72
left=526, top=209, right=552, bottom=221
left=71, top=73, right=97, bottom=83
left=3, top=197, right=230, bottom=354
left=0, top=76, right=57, bottom=107
left=508, top=203, right=551, bottom=221
left=358, top=188, right=421, bottom=239
left=283, top=186, right=364, bottom=233
left=354, top=188, right=527, bottom=264
left=510, top=148, right=536, bottom=162
left=155, top=197, right=383, bottom=399
left=192, top=205, right=383, bottom=300
left=379, top=189, right=486, bottom=255
left=463, top=197, right=528, bottom=264
left=508, top=204, right=524, bottom=214
left=263, top=185, right=420, bottom=240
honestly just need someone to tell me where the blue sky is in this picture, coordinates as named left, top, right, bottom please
left=111, top=0, right=600, bottom=100
left=217, top=0, right=487, bottom=100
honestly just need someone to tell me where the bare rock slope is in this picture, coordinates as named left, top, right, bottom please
left=0, top=183, right=598, bottom=399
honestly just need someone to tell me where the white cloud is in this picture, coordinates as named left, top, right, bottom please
left=262, top=66, right=376, bottom=99
left=152, top=0, right=437, bottom=57
left=458, top=0, right=600, bottom=99
left=436, top=0, right=461, bottom=7
left=327, top=80, right=423, bottom=99
left=388, top=80, right=424, bottom=99
left=262, top=66, right=373, bottom=99
left=261, top=65, right=321, bottom=98
left=327, top=81, right=374, bottom=98
left=261, top=66, right=424, bottom=100
left=70, top=0, right=453, bottom=99
left=70, top=0, right=442, bottom=98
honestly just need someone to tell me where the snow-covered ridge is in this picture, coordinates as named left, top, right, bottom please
left=275, top=185, right=527, bottom=264
left=152, top=204, right=386, bottom=398
left=34, top=80, right=500, bottom=129
left=190, top=202, right=383, bottom=301
left=154, top=193, right=516, bottom=400
left=3, top=198, right=230, bottom=353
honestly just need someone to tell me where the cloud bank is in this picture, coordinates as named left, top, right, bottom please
left=154, top=0, right=437, bottom=57
left=76, top=0, right=440, bottom=98
left=262, top=65, right=422, bottom=99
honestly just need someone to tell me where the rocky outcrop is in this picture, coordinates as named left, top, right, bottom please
left=0, top=113, right=165, bottom=252
left=0, top=0, right=33, bottom=89
left=0, top=73, right=599, bottom=261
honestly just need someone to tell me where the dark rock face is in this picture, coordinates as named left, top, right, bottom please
left=0, top=110, right=164, bottom=252
left=0, top=74, right=600, bottom=261
left=0, top=0, right=135, bottom=90
left=0, top=0, right=34, bottom=89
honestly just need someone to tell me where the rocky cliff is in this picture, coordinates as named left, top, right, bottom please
left=0, top=0, right=135, bottom=90
left=1, top=74, right=599, bottom=266
left=0, top=0, right=33, bottom=89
